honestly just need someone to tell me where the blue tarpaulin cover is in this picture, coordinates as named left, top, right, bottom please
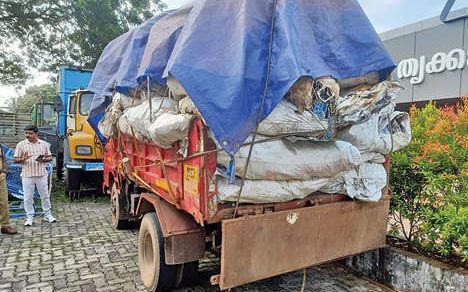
left=88, top=0, right=395, bottom=154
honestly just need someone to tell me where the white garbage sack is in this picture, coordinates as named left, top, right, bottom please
left=179, top=96, right=200, bottom=115
left=335, top=80, right=401, bottom=125
left=118, top=116, right=148, bottom=141
left=148, top=113, right=193, bottom=149
left=216, top=176, right=332, bottom=203
left=361, top=152, right=386, bottom=164
left=336, top=108, right=411, bottom=156
left=99, top=93, right=143, bottom=138
left=217, top=138, right=362, bottom=180
left=167, top=75, right=189, bottom=100
left=117, top=96, right=178, bottom=141
left=320, top=162, right=387, bottom=202
left=257, top=99, right=329, bottom=137
left=115, top=92, right=143, bottom=109
left=99, top=101, right=122, bottom=138
left=140, top=85, right=169, bottom=100
left=374, top=111, right=412, bottom=153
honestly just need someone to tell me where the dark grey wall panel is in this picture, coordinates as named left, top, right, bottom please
left=382, top=11, right=467, bottom=104
left=384, top=34, right=415, bottom=103
left=461, top=18, right=468, bottom=95
left=413, top=21, right=464, bottom=101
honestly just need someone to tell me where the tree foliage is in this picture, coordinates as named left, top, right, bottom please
left=0, top=0, right=166, bottom=85
left=8, top=84, right=56, bottom=112
left=390, top=98, right=468, bottom=264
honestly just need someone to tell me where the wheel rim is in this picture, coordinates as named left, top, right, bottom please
left=110, top=185, right=119, bottom=226
left=144, top=232, right=154, bottom=267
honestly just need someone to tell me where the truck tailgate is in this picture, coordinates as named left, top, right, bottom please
left=218, top=196, right=390, bottom=290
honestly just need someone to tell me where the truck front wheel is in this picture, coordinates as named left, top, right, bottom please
left=138, top=212, right=177, bottom=291
left=64, top=168, right=81, bottom=200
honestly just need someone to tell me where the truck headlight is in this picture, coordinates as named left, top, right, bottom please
left=76, top=145, right=92, bottom=155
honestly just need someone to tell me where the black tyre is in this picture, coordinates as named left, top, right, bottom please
left=56, top=154, right=64, bottom=180
left=64, top=168, right=81, bottom=200
left=138, top=212, right=177, bottom=291
left=56, top=139, right=64, bottom=180
left=110, top=182, right=130, bottom=230
left=175, top=261, right=199, bottom=288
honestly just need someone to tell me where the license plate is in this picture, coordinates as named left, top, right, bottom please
left=84, top=163, right=103, bottom=171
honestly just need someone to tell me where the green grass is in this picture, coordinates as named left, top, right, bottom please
left=51, top=173, right=109, bottom=204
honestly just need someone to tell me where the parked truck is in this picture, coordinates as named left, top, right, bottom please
left=54, top=67, right=104, bottom=199
left=91, top=1, right=405, bottom=291
left=30, top=100, right=59, bottom=159
left=103, top=118, right=391, bottom=291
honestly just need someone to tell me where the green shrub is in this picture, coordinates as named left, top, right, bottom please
left=390, top=98, right=468, bottom=263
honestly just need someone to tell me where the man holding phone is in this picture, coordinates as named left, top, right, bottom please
left=14, top=125, right=57, bottom=226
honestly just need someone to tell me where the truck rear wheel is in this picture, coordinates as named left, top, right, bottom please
left=110, top=182, right=129, bottom=230
left=175, top=261, right=199, bottom=288
left=138, top=212, right=177, bottom=292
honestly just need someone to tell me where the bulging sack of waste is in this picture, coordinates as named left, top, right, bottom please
left=117, top=96, right=177, bottom=140
left=374, top=111, right=411, bottom=153
left=99, top=93, right=142, bottom=138
left=337, top=108, right=411, bottom=156
left=216, top=176, right=332, bottom=203
left=118, top=116, right=148, bottom=141
left=320, top=162, right=387, bottom=202
left=285, top=76, right=314, bottom=113
left=167, top=76, right=189, bottom=100
left=284, top=76, right=340, bottom=114
left=115, top=92, right=142, bottom=109
left=317, top=76, right=340, bottom=98
left=99, top=102, right=122, bottom=138
left=335, top=80, right=401, bottom=125
left=179, top=96, right=200, bottom=115
left=217, top=139, right=362, bottom=180
left=148, top=113, right=194, bottom=149
left=338, top=71, right=380, bottom=90
left=257, top=99, right=330, bottom=138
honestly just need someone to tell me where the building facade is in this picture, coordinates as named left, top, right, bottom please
left=381, top=8, right=468, bottom=107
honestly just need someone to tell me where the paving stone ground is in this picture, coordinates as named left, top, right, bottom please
left=0, top=201, right=393, bottom=292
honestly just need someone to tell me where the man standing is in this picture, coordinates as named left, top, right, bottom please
left=14, top=125, right=57, bottom=226
left=0, top=145, right=17, bottom=234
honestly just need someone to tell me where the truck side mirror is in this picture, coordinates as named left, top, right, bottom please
left=53, top=95, right=63, bottom=112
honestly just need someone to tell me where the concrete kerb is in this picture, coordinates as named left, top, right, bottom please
left=345, top=246, right=467, bottom=292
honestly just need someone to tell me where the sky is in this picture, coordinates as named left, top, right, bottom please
left=0, top=0, right=467, bottom=107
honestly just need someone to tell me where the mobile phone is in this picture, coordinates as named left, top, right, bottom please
left=36, top=155, right=45, bottom=161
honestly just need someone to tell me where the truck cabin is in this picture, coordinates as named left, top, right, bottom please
left=66, top=90, right=102, bottom=160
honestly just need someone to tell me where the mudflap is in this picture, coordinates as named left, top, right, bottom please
left=216, top=196, right=390, bottom=290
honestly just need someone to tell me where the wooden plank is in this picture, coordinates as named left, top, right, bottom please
left=219, top=197, right=390, bottom=290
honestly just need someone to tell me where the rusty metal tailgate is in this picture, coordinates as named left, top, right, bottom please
left=219, top=197, right=389, bottom=290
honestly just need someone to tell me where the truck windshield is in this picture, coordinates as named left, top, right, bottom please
left=79, top=93, right=94, bottom=116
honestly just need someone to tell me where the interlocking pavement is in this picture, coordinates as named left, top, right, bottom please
left=0, top=202, right=393, bottom=292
